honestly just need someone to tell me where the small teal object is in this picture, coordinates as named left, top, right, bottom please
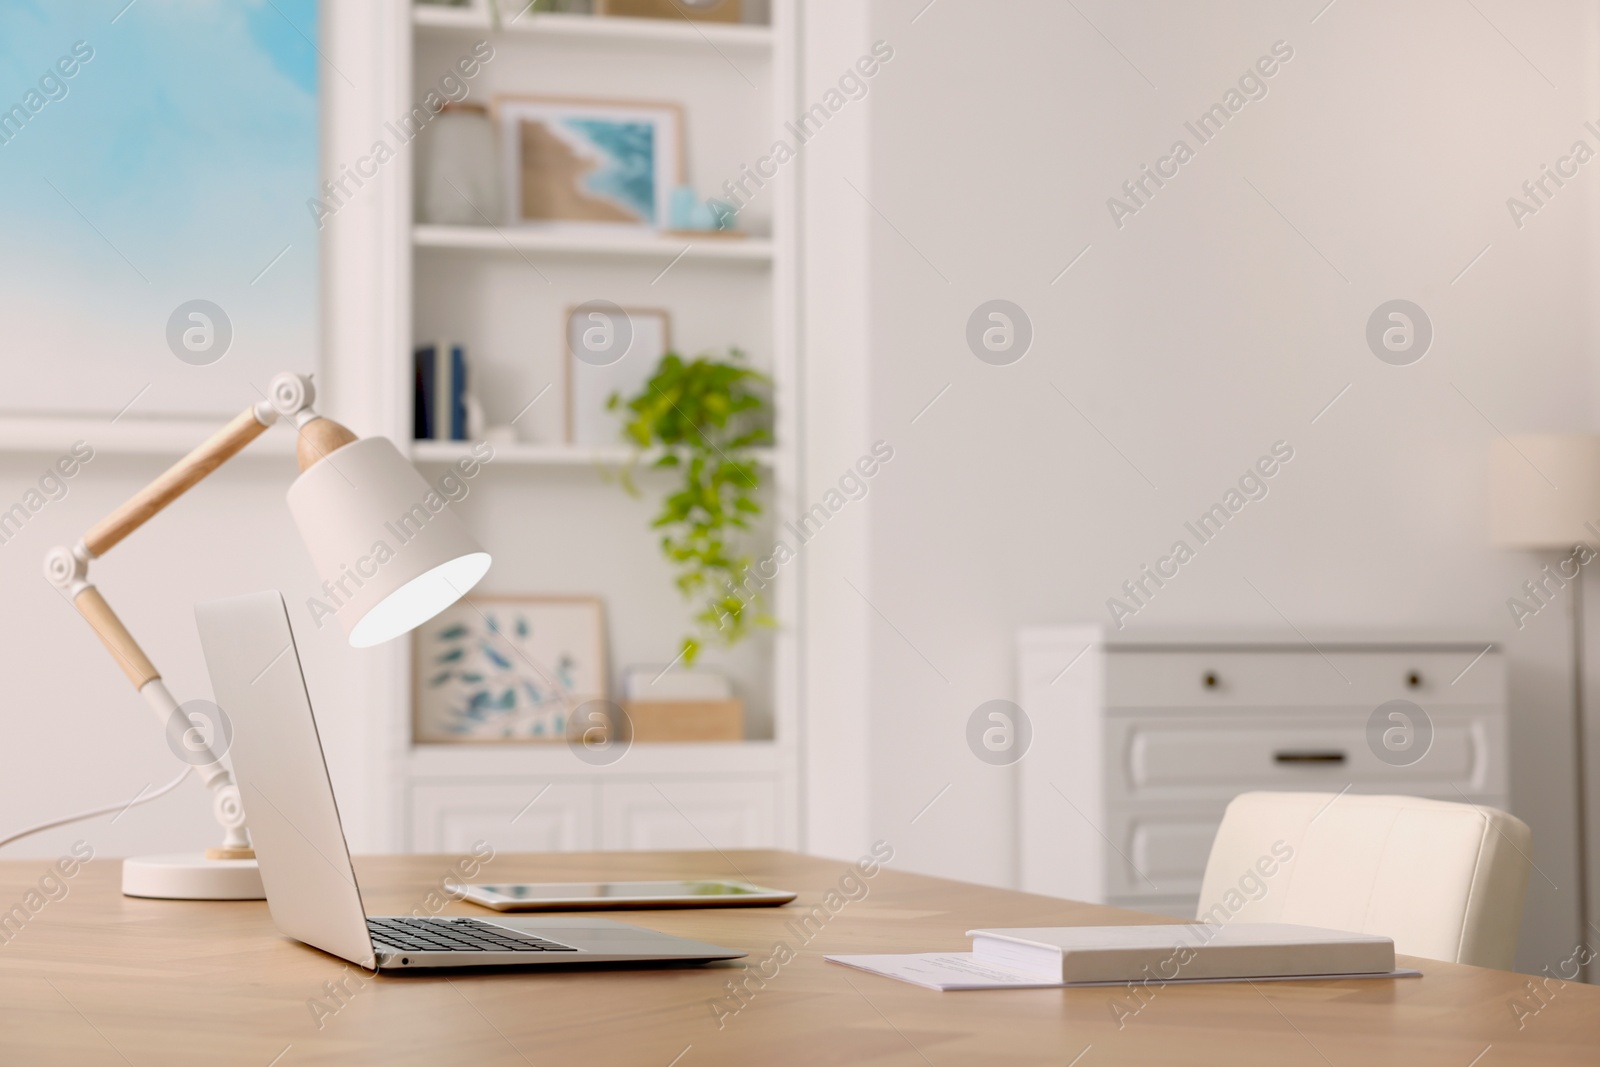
left=668, top=185, right=738, bottom=232
left=668, top=185, right=699, bottom=229
left=686, top=199, right=719, bottom=231
left=706, top=198, right=737, bottom=231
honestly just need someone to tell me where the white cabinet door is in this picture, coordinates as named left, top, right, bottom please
left=599, top=779, right=779, bottom=851
left=408, top=781, right=597, bottom=853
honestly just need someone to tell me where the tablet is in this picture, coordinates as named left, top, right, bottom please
left=449, top=880, right=798, bottom=911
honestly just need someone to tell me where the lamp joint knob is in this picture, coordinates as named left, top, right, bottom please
left=267, top=372, right=318, bottom=425
left=43, top=542, right=91, bottom=597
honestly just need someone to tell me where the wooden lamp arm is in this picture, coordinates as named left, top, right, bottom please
left=44, top=373, right=355, bottom=693
left=42, top=398, right=276, bottom=691
left=83, top=406, right=274, bottom=558
left=72, top=586, right=162, bottom=689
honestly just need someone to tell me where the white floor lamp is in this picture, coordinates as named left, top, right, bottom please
left=1489, top=434, right=1600, bottom=980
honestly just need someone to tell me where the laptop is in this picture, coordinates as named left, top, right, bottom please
left=194, top=590, right=747, bottom=972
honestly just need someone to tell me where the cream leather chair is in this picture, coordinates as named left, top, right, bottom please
left=1197, top=791, right=1532, bottom=969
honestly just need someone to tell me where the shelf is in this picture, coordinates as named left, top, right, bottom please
left=414, top=224, right=773, bottom=264
left=407, top=739, right=784, bottom=778
left=412, top=440, right=775, bottom=468
left=412, top=6, right=774, bottom=50
left=0, top=416, right=296, bottom=459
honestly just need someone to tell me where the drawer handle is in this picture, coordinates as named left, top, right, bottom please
left=1274, top=750, right=1347, bottom=764
left=1202, top=672, right=1219, bottom=689
left=1407, top=671, right=1422, bottom=688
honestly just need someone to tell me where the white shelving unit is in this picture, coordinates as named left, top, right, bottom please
left=415, top=223, right=775, bottom=262
left=411, top=439, right=777, bottom=467
left=353, top=1, right=801, bottom=855
left=412, top=5, right=774, bottom=50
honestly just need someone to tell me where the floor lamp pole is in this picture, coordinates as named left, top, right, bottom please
left=1573, top=553, right=1593, bottom=981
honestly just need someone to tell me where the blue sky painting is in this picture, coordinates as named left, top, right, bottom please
left=0, top=0, right=320, bottom=417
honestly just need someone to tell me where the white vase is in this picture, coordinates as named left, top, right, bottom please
left=418, top=103, right=499, bottom=226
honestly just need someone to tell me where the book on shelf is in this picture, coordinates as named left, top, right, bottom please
left=413, top=341, right=468, bottom=442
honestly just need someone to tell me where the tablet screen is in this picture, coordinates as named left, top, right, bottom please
left=475, top=881, right=770, bottom=900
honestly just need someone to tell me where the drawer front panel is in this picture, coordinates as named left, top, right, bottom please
left=408, top=781, right=597, bottom=853
left=599, top=779, right=779, bottom=851
left=1105, top=810, right=1225, bottom=899
left=1104, top=650, right=1503, bottom=708
left=1108, top=712, right=1502, bottom=803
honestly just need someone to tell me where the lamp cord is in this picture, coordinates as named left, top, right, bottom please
left=0, top=767, right=192, bottom=852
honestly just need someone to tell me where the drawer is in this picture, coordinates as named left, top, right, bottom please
left=1104, top=649, right=1503, bottom=708
left=1107, top=711, right=1505, bottom=804
left=1108, top=811, right=1219, bottom=898
left=599, top=779, right=779, bottom=851
left=408, top=781, right=597, bottom=853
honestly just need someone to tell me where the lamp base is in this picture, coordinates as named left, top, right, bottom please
left=121, top=853, right=266, bottom=900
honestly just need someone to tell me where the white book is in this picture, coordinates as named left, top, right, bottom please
left=969, top=923, right=1395, bottom=983
left=826, top=923, right=1414, bottom=992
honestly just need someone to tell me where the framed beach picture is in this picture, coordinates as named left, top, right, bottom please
left=413, top=596, right=608, bottom=744
left=565, top=305, right=671, bottom=444
left=495, top=95, right=683, bottom=233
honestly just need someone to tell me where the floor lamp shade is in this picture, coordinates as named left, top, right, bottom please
left=287, top=437, right=491, bottom=647
left=1488, top=435, right=1600, bottom=549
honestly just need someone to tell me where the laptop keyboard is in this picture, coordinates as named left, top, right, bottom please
left=368, top=917, right=578, bottom=954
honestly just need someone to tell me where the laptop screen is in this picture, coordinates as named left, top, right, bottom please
left=195, top=590, right=375, bottom=969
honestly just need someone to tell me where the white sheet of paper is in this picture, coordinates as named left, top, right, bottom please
left=825, top=953, right=1422, bottom=992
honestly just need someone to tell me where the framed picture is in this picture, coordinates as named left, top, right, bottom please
left=596, top=0, right=743, bottom=22
left=413, top=595, right=607, bottom=744
left=495, top=95, right=683, bottom=233
left=565, top=305, right=671, bottom=445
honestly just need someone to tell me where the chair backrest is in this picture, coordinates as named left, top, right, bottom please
left=1196, top=791, right=1532, bottom=969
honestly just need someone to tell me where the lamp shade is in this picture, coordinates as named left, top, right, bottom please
left=1488, top=434, right=1600, bottom=549
left=286, top=437, right=491, bottom=647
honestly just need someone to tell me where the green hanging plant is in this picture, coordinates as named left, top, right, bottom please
left=608, top=348, right=774, bottom=663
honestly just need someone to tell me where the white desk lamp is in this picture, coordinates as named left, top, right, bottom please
left=1488, top=434, right=1600, bottom=979
left=42, top=372, right=490, bottom=900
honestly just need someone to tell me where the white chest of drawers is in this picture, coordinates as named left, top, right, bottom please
left=1017, top=627, right=1509, bottom=917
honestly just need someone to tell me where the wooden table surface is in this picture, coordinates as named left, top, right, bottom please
left=0, top=848, right=1596, bottom=1065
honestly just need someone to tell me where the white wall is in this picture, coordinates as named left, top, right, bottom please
left=804, top=0, right=1600, bottom=975
left=797, top=0, right=876, bottom=862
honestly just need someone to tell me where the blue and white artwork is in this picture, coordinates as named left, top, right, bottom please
left=562, top=119, right=656, bottom=221
left=500, top=97, right=680, bottom=232
left=413, top=597, right=607, bottom=743
left=0, top=0, right=320, bottom=418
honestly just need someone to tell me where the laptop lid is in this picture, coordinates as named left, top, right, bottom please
left=194, top=590, right=375, bottom=970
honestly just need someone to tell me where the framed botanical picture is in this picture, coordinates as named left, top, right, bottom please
left=413, top=595, right=607, bottom=744
left=495, top=95, right=683, bottom=232
left=564, top=305, right=671, bottom=445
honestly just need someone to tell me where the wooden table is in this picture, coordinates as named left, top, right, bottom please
left=1, top=849, right=1595, bottom=1065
